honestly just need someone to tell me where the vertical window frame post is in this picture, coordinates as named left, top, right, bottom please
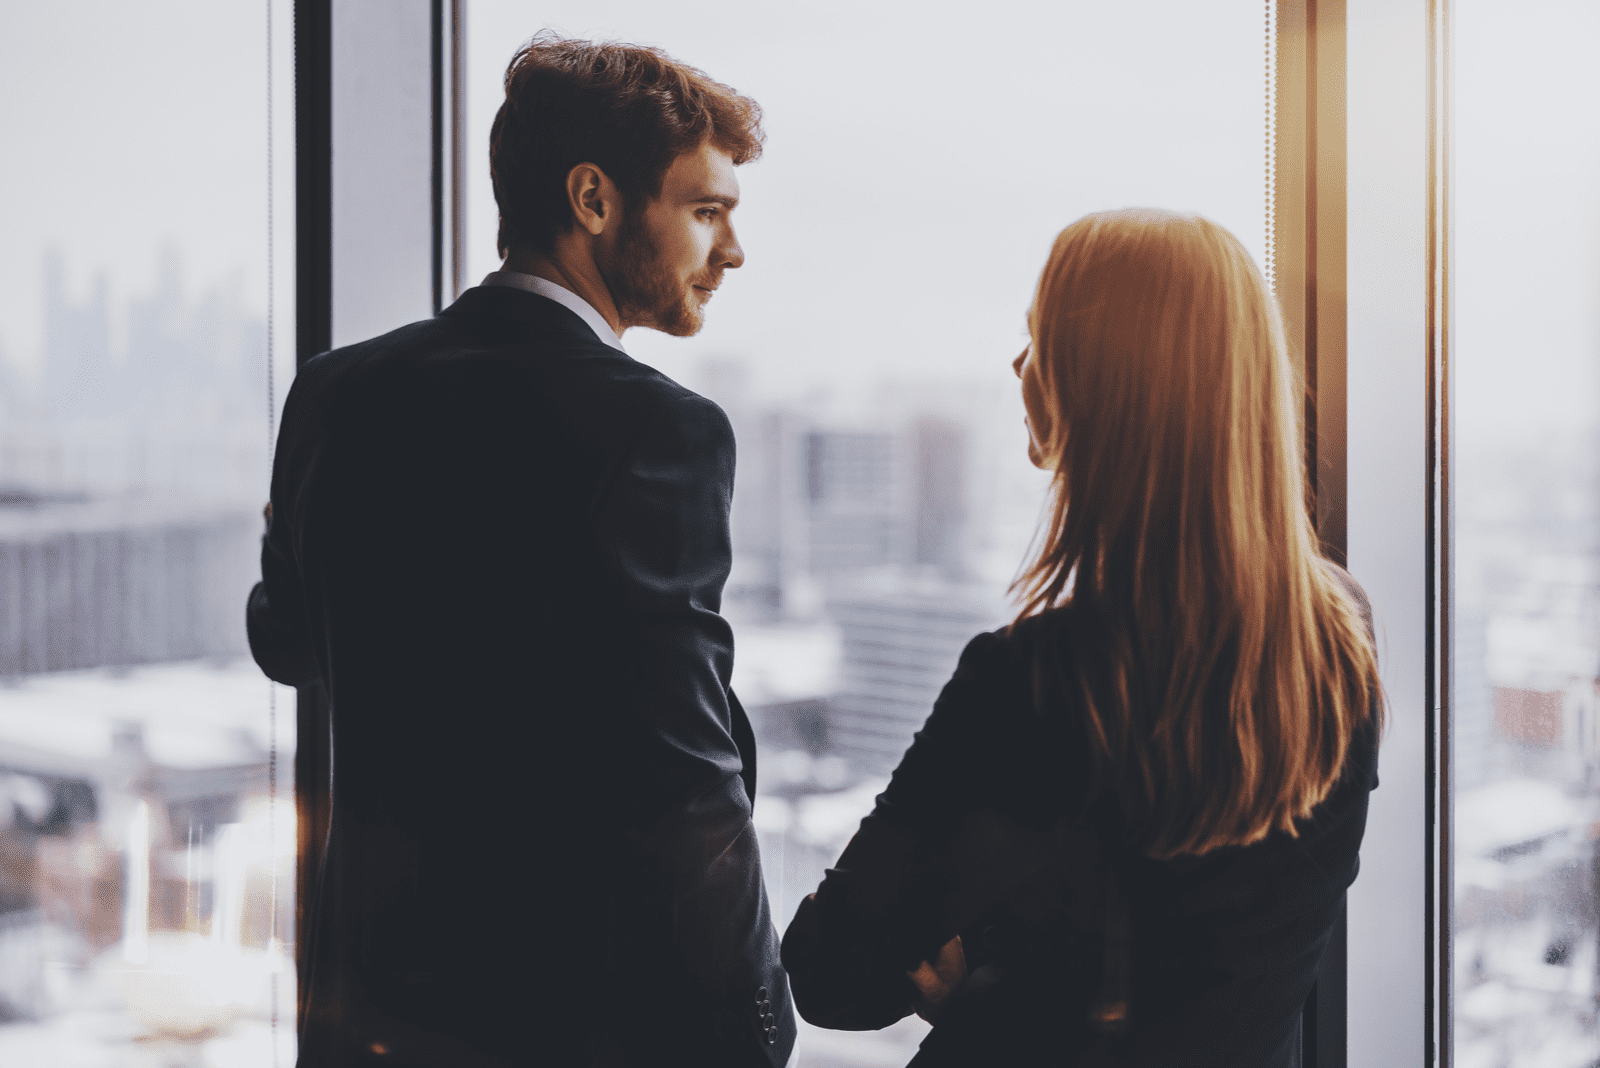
left=292, top=0, right=333, bottom=1029
left=1275, top=2, right=1349, bottom=1064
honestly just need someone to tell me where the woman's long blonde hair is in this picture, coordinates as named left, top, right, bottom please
left=1013, top=209, right=1381, bottom=860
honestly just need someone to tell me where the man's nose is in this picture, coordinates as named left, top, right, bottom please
left=719, top=224, right=745, bottom=270
left=1013, top=347, right=1029, bottom=378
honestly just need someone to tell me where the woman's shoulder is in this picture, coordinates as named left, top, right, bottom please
left=982, top=603, right=1078, bottom=650
left=938, top=609, right=1090, bottom=736
left=911, top=612, right=1084, bottom=747
left=934, top=626, right=1029, bottom=721
left=1319, top=558, right=1374, bottom=635
left=951, top=609, right=1076, bottom=689
left=947, top=619, right=1028, bottom=679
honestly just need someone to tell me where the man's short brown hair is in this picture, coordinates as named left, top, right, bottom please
left=490, top=34, right=765, bottom=257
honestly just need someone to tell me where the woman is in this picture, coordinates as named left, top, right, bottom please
left=780, top=209, right=1383, bottom=1066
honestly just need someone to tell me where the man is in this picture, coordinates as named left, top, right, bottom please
left=247, top=36, right=794, bottom=1067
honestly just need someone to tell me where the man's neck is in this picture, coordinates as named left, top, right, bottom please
left=501, top=245, right=625, bottom=337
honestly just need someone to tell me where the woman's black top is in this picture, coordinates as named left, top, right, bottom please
left=781, top=572, right=1379, bottom=1067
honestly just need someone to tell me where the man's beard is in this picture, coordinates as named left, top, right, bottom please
left=605, top=211, right=711, bottom=338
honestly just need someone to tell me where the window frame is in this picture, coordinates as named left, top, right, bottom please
left=1337, top=0, right=1451, bottom=1064
left=1273, top=3, right=1353, bottom=1061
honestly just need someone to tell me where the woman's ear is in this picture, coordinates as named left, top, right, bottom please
left=1020, top=347, right=1058, bottom=472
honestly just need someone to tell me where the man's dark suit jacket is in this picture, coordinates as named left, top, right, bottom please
left=247, top=285, right=795, bottom=1067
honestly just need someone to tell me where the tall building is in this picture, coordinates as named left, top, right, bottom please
left=702, top=367, right=1015, bottom=779
left=41, top=252, right=117, bottom=423
left=826, top=585, right=1007, bottom=776
left=805, top=429, right=902, bottom=576
left=911, top=416, right=968, bottom=575
left=0, top=497, right=257, bottom=677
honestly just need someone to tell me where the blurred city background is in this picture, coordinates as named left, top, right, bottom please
left=1445, top=3, right=1600, bottom=1065
left=0, top=1, right=299, bottom=1065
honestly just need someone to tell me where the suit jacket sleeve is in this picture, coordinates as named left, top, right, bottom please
left=245, top=377, right=322, bottom=690
left=782, top=632, right=1010, bottom=1032
left=590, top=391, right=794, bottom=1065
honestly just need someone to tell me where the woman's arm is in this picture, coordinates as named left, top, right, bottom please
left=780, top=631, right=1013, bottom=1030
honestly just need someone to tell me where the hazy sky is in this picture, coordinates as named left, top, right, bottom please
left=466, top=0, right=1273, bottom=406
left=0, top=1, right=294, bottom=397
left=0, top=1, right=1593, bottom=440
left=1452, top=0, right=1600, bottom=445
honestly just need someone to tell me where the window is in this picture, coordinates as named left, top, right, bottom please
left=1450, top=2, right=1600, bottom=1063
left=465, top=2, right=1273, bottom=1061
left=0, top=3, right=295, bottom=1063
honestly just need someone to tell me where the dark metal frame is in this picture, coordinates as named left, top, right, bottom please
left=1424, top=1, right=1453, bottom=1064
left=431, top=0, right=464, bottom=311
left=291, top=0, right=333, bottom=1029
left=1279, top=5, right=1457, bottom=1062
left=1275, top=2, right=1349, bottom=1064
left=432, top=0, right=444, bottom=314
left=448, top=0, right=465, bottom=303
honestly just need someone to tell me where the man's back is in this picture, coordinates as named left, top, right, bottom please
left=249, top=286, right=791, bottom=1066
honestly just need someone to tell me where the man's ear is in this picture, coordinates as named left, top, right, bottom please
left=566, top=162, right=616, bottom=237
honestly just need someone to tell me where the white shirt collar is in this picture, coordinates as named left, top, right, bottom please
left=479, top=270, right=627, bottom=353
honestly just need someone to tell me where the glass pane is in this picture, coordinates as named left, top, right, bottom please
left=1452, top=3, right=1600, bottom=1065
left=0, top=3, right=296, bottom=1064
left=466, top=3, right=1269, bottom=1061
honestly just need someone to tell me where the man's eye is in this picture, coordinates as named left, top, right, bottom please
left=697, top=208, right=718, bottom=220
